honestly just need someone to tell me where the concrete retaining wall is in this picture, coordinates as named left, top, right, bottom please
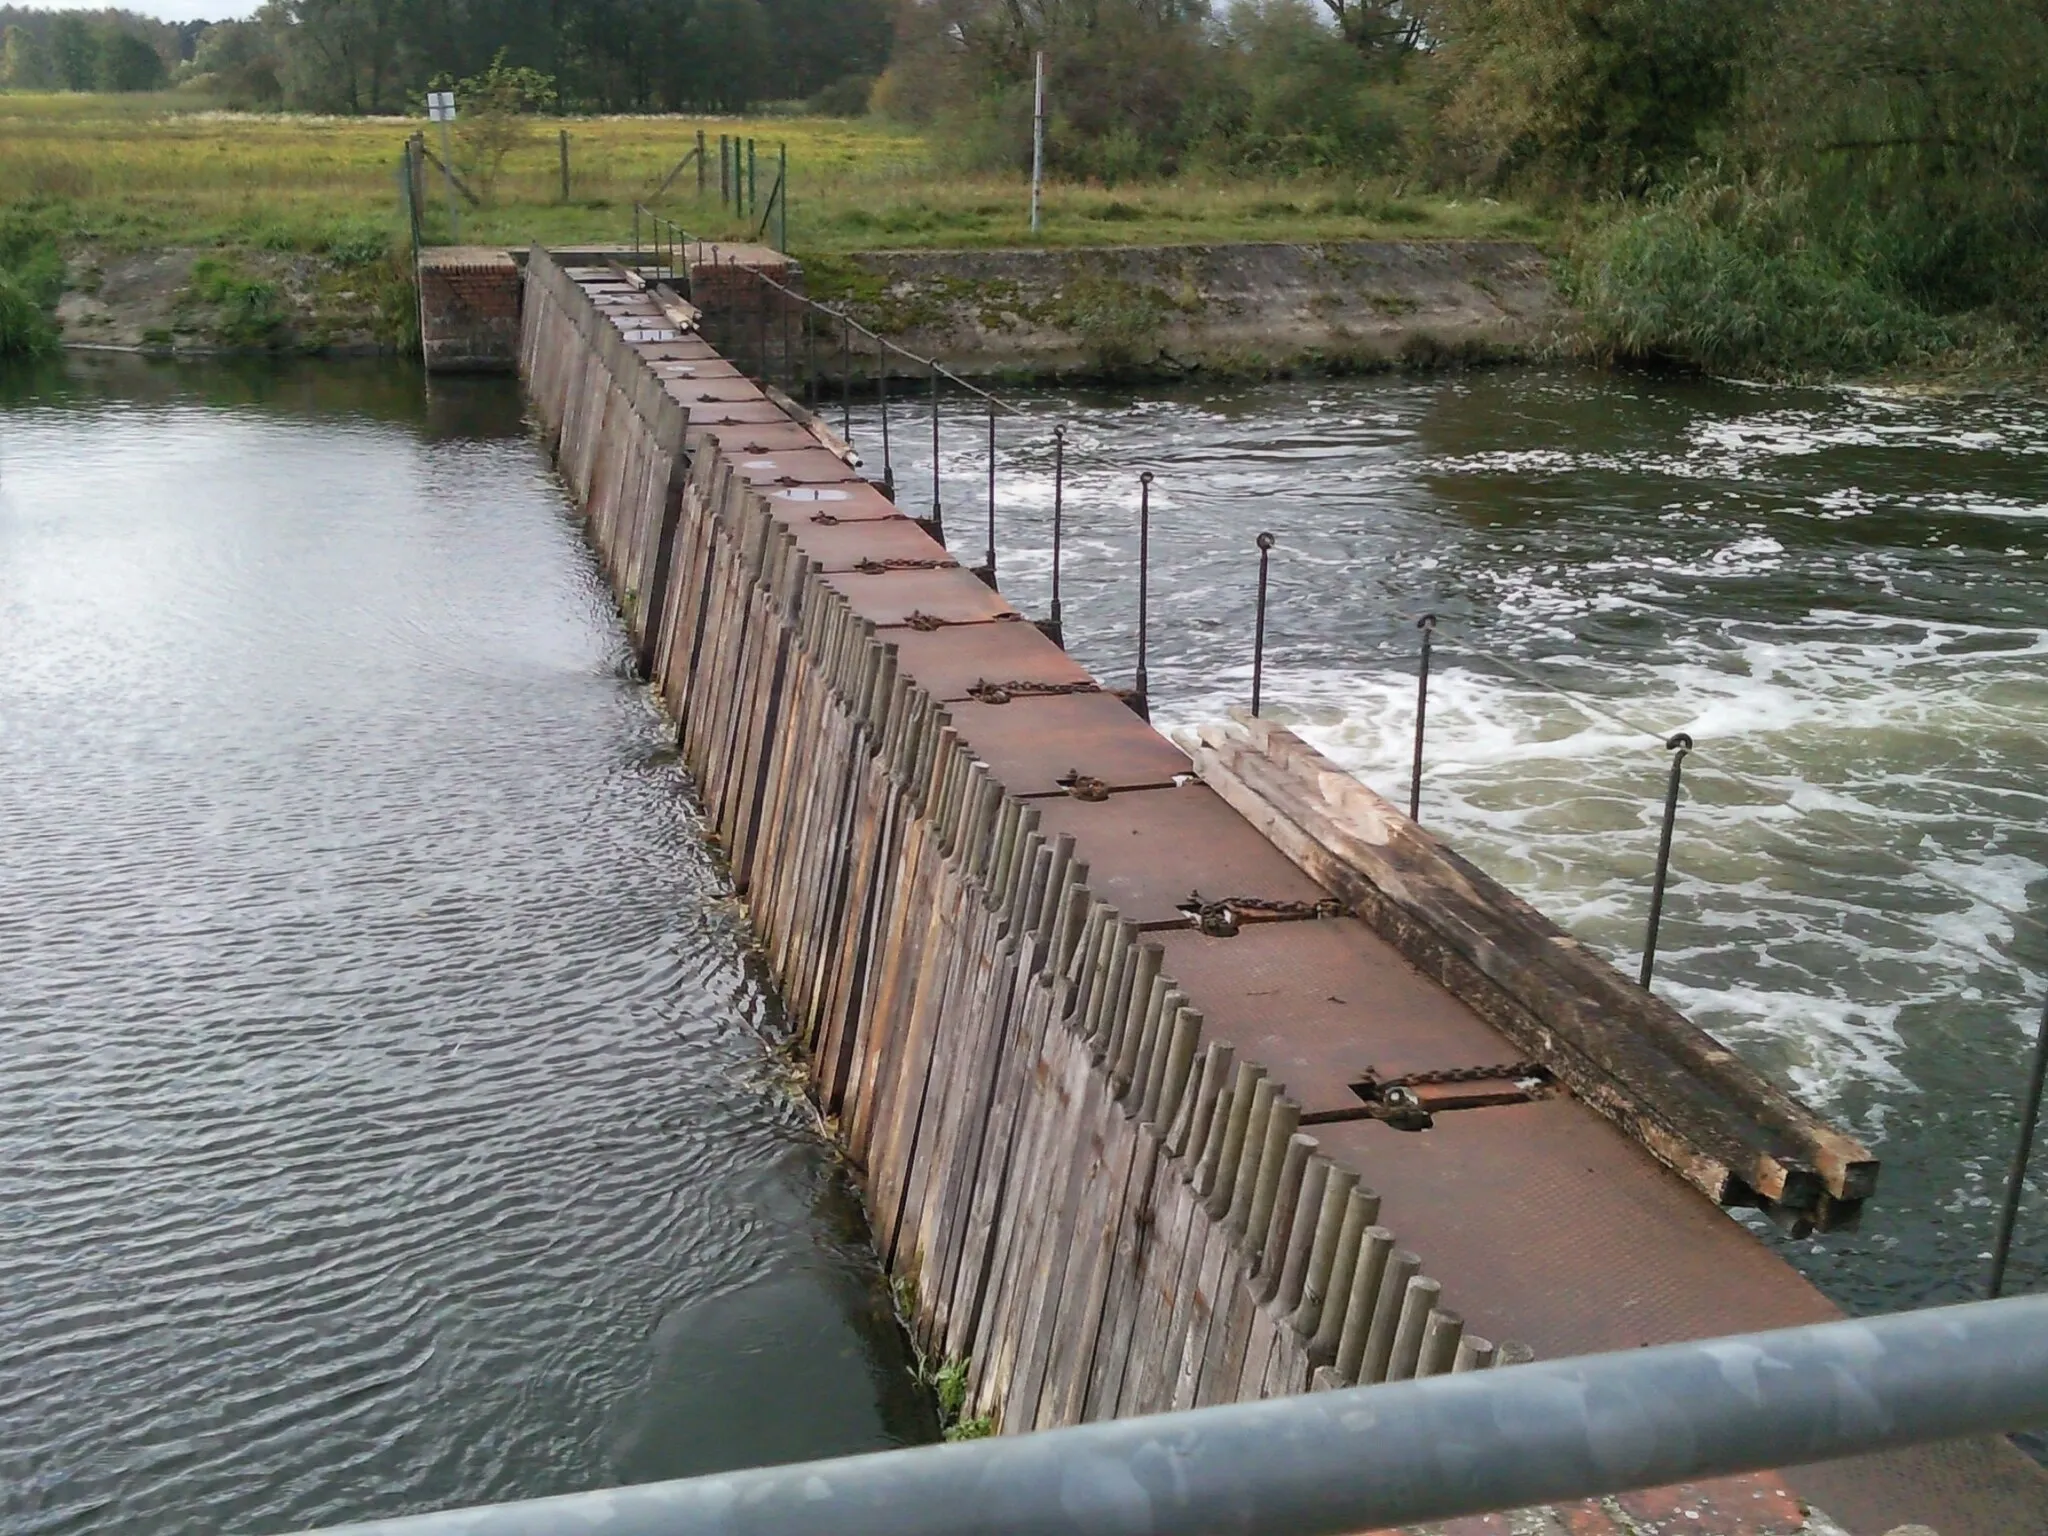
left=420, top=248, right=522, bottom=372
left=813, top=240, right=1569, bottom=378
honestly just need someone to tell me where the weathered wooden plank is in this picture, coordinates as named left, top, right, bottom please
left=1187, top=720, right=1875, bottom=1218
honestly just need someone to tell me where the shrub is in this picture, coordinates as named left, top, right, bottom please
left=808, top=74, right=874, bottom=116
left=0, top=270, right=55, bottom=360
left=1567, top=182, right=1954, bottom=375
left=187, top=256, right=287, bottom=348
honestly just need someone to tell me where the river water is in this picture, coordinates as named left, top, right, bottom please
left=866, top=366, right=2048, bottom=1317
left=0, top=357, right=930, bottom=1536
left=8, top=353, right=2045, bottom=1533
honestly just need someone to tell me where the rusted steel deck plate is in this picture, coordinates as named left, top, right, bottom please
left=886, top=621, right=1096, bottom=702
left=763, top=488, right=904, bottom=528
left=1314, top=1104, right=1840, bottom=1356
left=946, top=693, right=1193, bottom=798
left=735, top=448, right=866, bottom=487
left=787, top=517, right=947, bottom=571
left=687, top=401, right=793, bottom=426
left=636, top=340, right=723, bottom=363
left=667, top=378, right=770, bottom=404
left=649, top=359, right=741, bottom=380
left=829, top=568, right=1022, bottom=629
left=1154, top=917, right=1519, bottom=1119
left=690, top=423, right=822, bottom=453
left=1307, top=1103, right=2048, bottom=1534
left=1783, top=1437, right=2048, bottom=1536
left=1029, top=784, right=1331, bottom=927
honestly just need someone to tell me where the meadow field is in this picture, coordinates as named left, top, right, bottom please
left=0, top=91, right=1550, bottom=259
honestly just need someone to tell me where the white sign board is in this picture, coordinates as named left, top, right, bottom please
left=427, top=90, right=456, bottom=122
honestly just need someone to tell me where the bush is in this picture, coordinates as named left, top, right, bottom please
left=1208, top=0, right=1408, bottom=176
left=1568, top=182, right=1955, bottom=375
left=808, top=74, right=874, bottom=116
left=0, top=208, right=62, bottom=361
left=0, top=270, right=55, bottom=360
left=187, top=256, right=287, bottom=348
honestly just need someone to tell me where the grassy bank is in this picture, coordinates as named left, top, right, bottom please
left=0, top=90, right=1554, bottom=357
left=0, top=90, right=1547, bottom=253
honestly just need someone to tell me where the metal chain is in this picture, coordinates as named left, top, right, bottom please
left=1057, top=770, right=1111, bottom=802
left=1181, top=892, right=1341, bottom=936
left=902, top=611, right=1022, bottom=631
left=855, top=557, right=957, bottom=574
left=1378, top=1061, right=1545, bottom=1089
left=967, top=679, right=1101, bottom=704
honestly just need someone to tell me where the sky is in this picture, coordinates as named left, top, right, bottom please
left=18, top=0, right=260, bottom=21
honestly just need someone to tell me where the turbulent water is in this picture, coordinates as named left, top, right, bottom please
left=857, top=366, right=2048, bottom=1315
left=8, top=351, right=2046, bottom=1535
left=0, top=357, right=930, bottom=1536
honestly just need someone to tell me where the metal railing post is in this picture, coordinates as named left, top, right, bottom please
left=929, top=360, right=942, bottom=527
left=878, top=336, right=894, bottom=498
left=1639, top=731, right=1693, bottom=989
left=697, top=129, right=706, bottom=198
left=1990, top=986, right=2048, bottom=1297
left=1134, top=470, right=1153, bottom=719
left=841, top=320, right=853, bottom=440
left=1410, top=613, right=1435, bottom=822
left=1252, top=532, right=1276, bottom=717
left=1048, top=424, right=1066, bottom=643
left=981, top=400, right=998, bottom=589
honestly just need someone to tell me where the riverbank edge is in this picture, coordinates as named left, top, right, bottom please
left=47, top=236, right=1574, bottom=379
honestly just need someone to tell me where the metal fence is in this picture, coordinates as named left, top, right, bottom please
left=287, top=1294, right=2048, bottom=1535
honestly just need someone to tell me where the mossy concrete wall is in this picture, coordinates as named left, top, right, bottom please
left=809, top=240, right=1568, bottom=379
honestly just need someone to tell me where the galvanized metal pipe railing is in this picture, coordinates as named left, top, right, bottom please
left=286, top=1295, right=2048, bottom=1536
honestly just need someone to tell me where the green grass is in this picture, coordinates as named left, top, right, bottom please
left=0, top=90, right=1553, bottom=260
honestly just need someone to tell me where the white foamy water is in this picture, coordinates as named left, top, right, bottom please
left=857, top=367, right=2048, bottom=1311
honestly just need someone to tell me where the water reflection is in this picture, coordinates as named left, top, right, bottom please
left=0, top=356, right=931, bottom=1536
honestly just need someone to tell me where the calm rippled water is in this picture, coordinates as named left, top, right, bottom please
left=858, top=366, right=2048, bottom=1317
left=0, top=356, right=931, bottom=1536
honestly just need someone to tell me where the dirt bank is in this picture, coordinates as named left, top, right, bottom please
left=805, top=239, right=1570, bottom=378
left=52, top=245, right=408, bottom=356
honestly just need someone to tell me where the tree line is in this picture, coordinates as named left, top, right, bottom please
left=2, top=0, right=2042, bottom=373
left=0, top=6, right=196, bottom=91
left=0, top=0, right=889, bottom=111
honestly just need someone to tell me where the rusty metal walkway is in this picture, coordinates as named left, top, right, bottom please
left=541, top=251, right=2047, bottom=1536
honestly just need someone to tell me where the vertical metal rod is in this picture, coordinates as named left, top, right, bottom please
left=1639, top=732, right=1693, bottom=989
left=697, top=129, right=706, bottom=197
left=1252, top=532, right=1275, bottom=717
left=559, top=128, right=570, bottom=202
left=841, top=320, right=853, bottom=438
left=633, top=201, right=641, bottom=266
left=878, top=336, right=894, bottom=498
left=1135, top=471, right=1153, bottom=714
left=1409, top=614, right=1436, bottom=822
left=984, top=400, right=998, bottom=587
left=806, top=308, right=818, bottom=407
left=1990, top=989, right=2048, bottom=1297
left=930, top=361, right=942, bottom=522
left=754, top=271, right=768, bottom=381
left=1050, top=425, right=1066, bottom=635
left=720, top=135, right=730, bottom=207
left=748, top=139, right=757, bottom=216
left=1030, top=49, right=1047, bottom=235
left=778, top=142, right=789, bottom=253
